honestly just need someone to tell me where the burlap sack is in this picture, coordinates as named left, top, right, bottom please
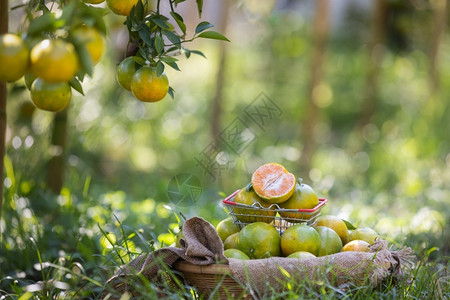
left=101, top=217, right=415, bottom=299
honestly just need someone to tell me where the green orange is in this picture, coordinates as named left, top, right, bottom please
left=251, top=163, right=296, bottom=204
left=314, top=215, right=349, bottom=245
left=116, top=57, right=139, bottom=91
left=30, top=78, right=71, bottom=112
left=341, top=240, right=370, bottom=252
left=223, top=249, right=250, bottom=260
left=279, top=179, right=319, bottom=222
left=224, top=232, right=239, bottom=250
left=315, top=226, right=342, bottom=256
left=233, top=186, right=276, bottom=223
left=287, top=251, right=316, bottom=259
left=106, top=0, right=139, bottom=15
left=216, top=217, right=240, bottom=242
left=131, top=66, right=169, bottom=102
left=348, top=227, right=379, bottom=245
left=237, top=222, right=281, bottom=259
left=281, top=224, right=321, bottom=257
left=0, top=33, right=29, bottom=82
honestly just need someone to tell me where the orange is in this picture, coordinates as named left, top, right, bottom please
left=216, top=217, right=240, bottom=242
left=315, top=226, right=343, bottom=256
left=348, top=227, right=379, bottom=245
left=237, top=222, right=281, bottom=259
left=116, top=57, right=139, bottom=91
left=279, top=179, right=319, bottom=222
left=131, top=66, right=169, bottom=102
left=280, top=224, right=321, bottom=257
left=251, top=163, right=296, bottom=204
left=30, top=39, right=79, bottom=82
left=287, top=251, right=316, bottom=259
left=224, top=232, right=239, bottom=250
left=72, top=26, right=104, bottom=65
left=233, top=186, right=276, bottom=223
left=84, top=0, right=105, bottom=4
left=106, top=0, right=139, bottom=16
left=223, top=249, right=250, bottom=260
left=314, top=215, right=349, bottom=245
left=0, top=33, right=29, bottom=82
left=341, top=240, right=370, bottom=252
left=30, top=78, right=71, bottom=112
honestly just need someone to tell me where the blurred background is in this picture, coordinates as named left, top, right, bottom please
left=2, top=0, right=449, bottom=289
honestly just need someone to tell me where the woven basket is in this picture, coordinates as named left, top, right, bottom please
left=173, top=261, right=251, bottom=299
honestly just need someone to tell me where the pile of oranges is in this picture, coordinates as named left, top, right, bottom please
left=215, top=163, right=380, bottom=260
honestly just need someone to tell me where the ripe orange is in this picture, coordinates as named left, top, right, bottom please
left=223, top=249, right=250, bottom=260
left=315, top=226, right=343, bottom=256
left=287, top=251, right=316, bottom=259
left=106, top=0, right=139, bottom=16
left=314, top=215, right=349, bottom=245
left=251, top=163, right=296, bottom=204
left=72, top=26, right=104, bottom=65
left=233, top=186, right=276, bottom=223
left=341, top=240, right=370, bottom=252
left=131, top=66, right=169, bottom=102
left=279, top=179, right=319, bottom=222
left=237, top=222, right=281, bottom=259
left=30, top=39, right=79, bottom=82
left=0, top=33, right=29, bottom=82
left=216, top=217, right=240, bottom=242
left=30, top=78, right=71, bottom=112
left=348, top=227, right=379, bottom=245
left=224, top=232, right=239, bottom=250
left=280, top=224, right=321, bottom=257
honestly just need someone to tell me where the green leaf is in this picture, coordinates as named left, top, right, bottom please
left=196, top=0, right=203, bottom=18
left=161, top=56, right=178, bottom=63
left=168, top=86, right=175, bottom=98
left=342, top=219, right=357, bottom=230
left=155, top=35, right=164, bottom=54
left=76, top=44, right=93, bottom=77
left=132, top=56, right=146, bottom=65
left=152, top=17, right=170, bottom=29
left=156, top=61, right=165, bottom=76
left=195, top=21, right=213, bottom=34
left=162, top=30, right=181, bottom=46
left=170, top=12, right=186, bottom=35
left=138, top=26, right=153, bottom=47
left=165, top=61, right=180, bottom=71
left=184, top=49, right=191, bottom=59
left=60, top=1, right=77, bottom=23
left=245, top=182, right=253, bottom=192
left=135, top=0, right=144, bottom=20
left=190, top=50, right=206, bottom=58
left=27, top=13, right=56, bottom=35
left=69, top=78, right=85, bottom=96
left=197, top=31, right=230, bottom=42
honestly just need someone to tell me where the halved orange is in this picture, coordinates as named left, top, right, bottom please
left=251, top=163, right=296, bottom=204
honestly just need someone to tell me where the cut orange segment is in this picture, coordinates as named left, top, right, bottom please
left=251, top=163, right=296, bottom=204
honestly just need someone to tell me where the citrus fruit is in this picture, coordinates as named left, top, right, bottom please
left=131, top=66, right=169, bottom=102
left=216, top=217, right=240, bottom=242
left=287, top=251, right=316, bottom=259
left=72, top=26, right=104, bottom=65
left=315, top=226, right=343, bottom=256
left=224, top=232, right=239, bottom=250
left=223, top=249, right=250, bottom=260
left=251, top=163, right=296, bottom=204
left=348, top=227, right=379, bottom=245
left=116, top=57, right=140, bottom=91
left=280, top=224, right=321, bottom=257
left=279, top=179, right=319, bottom=222
left=314, top=215, right=349, bottom=245
left=233, top=186, right=276, bottom=223
left=106, top=0, right=139, bottom=16
left=30, top=39, right=79, bottom=82
left=341, top=240, right=370, bottom=252
left=30, top=78, right=71, bottom=112
left=237, top=222, right=281, bottom=259
left=0, top=33, right=29, bottom=82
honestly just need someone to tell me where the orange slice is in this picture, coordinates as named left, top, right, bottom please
left=251, top=163, right=296, bottom=204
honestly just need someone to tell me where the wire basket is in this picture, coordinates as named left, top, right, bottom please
left=222, top=189, right=327, bottom=232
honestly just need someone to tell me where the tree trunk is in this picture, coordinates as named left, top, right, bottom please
left=0, top=0, right=9, bottom=220
left=429, top=0, right=448, bottom=95
left=47, top=109, right=68, bottom=194
left=355, top=0, right=387, bottom=129
left=298, top=0, right=329, bottom=179
left=210, top=0, right=230, bottom=146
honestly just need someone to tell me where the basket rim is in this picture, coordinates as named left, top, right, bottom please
left=173, top=261, right=231, bottom=275
left=223, top=189, right=327, bottom=212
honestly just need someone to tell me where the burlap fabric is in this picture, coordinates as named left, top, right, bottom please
left=101, top=217, right=415, bottom=299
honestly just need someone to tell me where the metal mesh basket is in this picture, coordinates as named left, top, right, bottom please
left=222, top=189, right=327, bottom=232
